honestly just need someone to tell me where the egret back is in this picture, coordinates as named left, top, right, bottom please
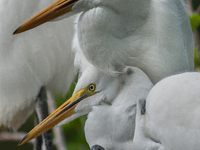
left=134, top=72, right=200, bottom=150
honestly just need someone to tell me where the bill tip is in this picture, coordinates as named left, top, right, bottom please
left=18, top=134, right=28, bottom=146
left=13, top=26, right=21, bottom=35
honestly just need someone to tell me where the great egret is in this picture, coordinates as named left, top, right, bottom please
left=14, top=0, right=194, bottom=84
left=18, top=66, right=153, bottom=149
left=134, top=72, right=200, bottom=150
left=0, top=0, right=76, bottom=135
left=13, top=0, right=194, bottom=149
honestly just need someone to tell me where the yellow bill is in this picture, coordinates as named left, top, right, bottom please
left=13, top=0, right=79, bottom=34
left=18, top=83, right=98, bottom=146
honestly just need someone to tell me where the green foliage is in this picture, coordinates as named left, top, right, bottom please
left=195, top=48, right=200, bottom=69
left=190, top=13, right=200, bottom=70
left=55, top=78, right=89, bottom=150
left=62, top=116, right=89, bottom=150
left=190, top=13, right=200, bottom=31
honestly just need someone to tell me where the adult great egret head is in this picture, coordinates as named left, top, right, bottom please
left=14, top=0, right=194, bottom=84
left=134, top=72, right=200, bottom=150
left=19, top=66, right=153, bottom=149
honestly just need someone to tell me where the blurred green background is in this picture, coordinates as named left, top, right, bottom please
left=0, top=0, right=200, bottom=150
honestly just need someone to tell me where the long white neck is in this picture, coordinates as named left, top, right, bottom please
left=74, top=0, right=193, bottom=83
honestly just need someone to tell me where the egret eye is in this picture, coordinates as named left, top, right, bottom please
left=89, top=84, right=96, bottom=91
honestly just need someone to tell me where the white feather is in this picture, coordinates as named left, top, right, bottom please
left=134, top=72, right=200, bottom=150
left=0, top=0, right=76, bottom=130
left=55, top=0, right=194, bottom=149
left=72, top=0, right=194, bottom=84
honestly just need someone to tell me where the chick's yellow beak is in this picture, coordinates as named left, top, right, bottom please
left=13, top=0, right=79, bottom=34
left=18, top=83, right=98, bottom=146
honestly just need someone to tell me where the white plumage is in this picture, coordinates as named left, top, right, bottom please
left=134, top=72, right=200, bottom=150
left=82, top=67, right=153, bottom=149
left=65, top=0, right=194, bottom=147
left=0, top=0, right=76, bottom=130
left=12, top=0, right=195, bottom=149
left=72, top=0, right=194, bottom=84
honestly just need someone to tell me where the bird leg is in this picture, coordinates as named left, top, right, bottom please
left=35, top=87, right=54, bottom=150
left=34, top=111, right=43, bottom=150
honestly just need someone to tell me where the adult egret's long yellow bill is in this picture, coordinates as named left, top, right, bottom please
left=18, top=83, right=98, bottom=146
left=13, top=0, right=79, bottom=34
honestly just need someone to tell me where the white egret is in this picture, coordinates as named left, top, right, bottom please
left=14, top=0, right=194, bottom=84
left=0, top=0, right=76, bottom=133
left=13, top=0, right=194, bottom=149
left=134, top=72, right=200, bottom=150
left=18, top=66, right=153, bottom=150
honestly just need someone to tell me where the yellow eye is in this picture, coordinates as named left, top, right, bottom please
left=89, top=83, right=96, bottom=91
